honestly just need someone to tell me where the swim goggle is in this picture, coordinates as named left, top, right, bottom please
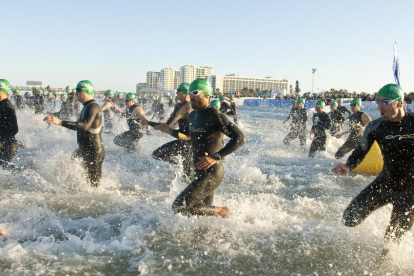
left=375, top=97, right=401, bottom=106
left=190, top=90, right=201, bottom=96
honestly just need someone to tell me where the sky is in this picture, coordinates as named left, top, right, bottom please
left=1, top=0, right=414, bottom=94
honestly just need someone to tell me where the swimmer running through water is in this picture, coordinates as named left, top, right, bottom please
left=332, top=83, right=414, bottom=243
left=44, top=80, right=105, bottom=187
left=155, top=78, right=246, bottom=218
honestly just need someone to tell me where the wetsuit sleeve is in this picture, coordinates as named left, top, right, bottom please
left=170, top=122, right=190, bottom=140
left=284, top=108, right=294, bottom=121
left=165, top=104, right=190, bottom=127
left=215, top=113, right=246, bottom=158
left=345, top=120, right=380, bottom=170
left=61, top=103, right=100, bottom=131
left=0, top=107, right=18, bottom=144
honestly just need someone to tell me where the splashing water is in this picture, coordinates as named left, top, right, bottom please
left=1, top=103, right=413, bottom=275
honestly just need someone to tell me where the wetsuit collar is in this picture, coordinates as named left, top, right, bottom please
left=83, top=99, right=95, bottom=106
left=195, top=103, right=211, bottom=112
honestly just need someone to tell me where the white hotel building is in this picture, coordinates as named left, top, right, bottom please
left=209, top=74, right=289, bottom=94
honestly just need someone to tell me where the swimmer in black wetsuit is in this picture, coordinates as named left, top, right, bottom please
left=155, top=79, right=246, bottom=218
left=337, top=99, right=351, bottom=119
left=219, top=95, right=236, bottom=123
left=328, top=100, right=346, bottom=136
left=155, top=97, right=166, bottom=122
left=146, top=83, right=193, bottom=178
left=113, top=93, right=150, bottom=150
left=12, top=89, right=25, bottom=110
left=332, top=84, right=414, bottom=243
left=101, top=90, right=122, bottom=135
left=309, top=100, right=331, bottom=157
left=335, top=98, right=371, bottom=159
left=283, top=98, right=308, bottom=147
left=283, top=100, right=298, bottom=125
left=50, top=93, right=72, bottom=120
left=227, top=95, right=238, bottom=124
left=32, top=87, right=45, bottom=114
left=44, top=80, right=105, bottom=187
left=0, top=79, right=20, bottom=171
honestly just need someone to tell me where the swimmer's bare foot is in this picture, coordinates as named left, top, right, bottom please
left=213, top=206, right=230, bottom=218
left=0, top=228, right=5, bottom=236
left=28, top=160, right=39, bottom=170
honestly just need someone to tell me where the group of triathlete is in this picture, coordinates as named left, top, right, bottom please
left=2, top=78, right=413, bottom=248
left=282, top=84, right=414, bottom=245
left=283, top=97, right=372, bottom=158
left=0, top=78, right=244, bottom=236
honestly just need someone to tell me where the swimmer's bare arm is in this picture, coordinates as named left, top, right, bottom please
left=132, top=106, right=151, bottom=133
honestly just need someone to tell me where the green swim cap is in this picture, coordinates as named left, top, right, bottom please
left=105, top=90, right=114, bottom=98
left=337, top=99, right=343, bottom=103
left=210, top=99, right=221, bottom=110
left=350, top=98, right=362, bottom=108
left=0, top=79, right=11, bottom=94
left=126, top=92, right=136, bottom=101
left=316, top=100, right=325, bottom=109
left=331, top=100, right=338, bottom=107
left=178, top=83, right=190, bottom=96
left=118, top=93, right=123, bottom=98
left=25, top=92, right=30, bottom=96
left=189, top=78, right=212, bottom=96
left=219, top=95, right=225, bottom=100
left=61, top=93, right=68, bottom=99
left=158, top=97, right=163, bottom=102
left=71, top=89, right=75, bottom=93
left=46, top=85, right=51, bottom=89
left=32, top=87, right=38, bottom=92
left=76, top=80, right=94, bottom=96
left=292, top=100, right=297, bottom=104
left=377, top=84, right=404, bottom=102
left=297, top=98, right=305, bottom=104
left=48, top=92, right=53, bottom=97
left=175, top=96, right=178, bottom=100
left=13, top=88, right=20, bottom=94
left=65, top=86, right=71, bottom=91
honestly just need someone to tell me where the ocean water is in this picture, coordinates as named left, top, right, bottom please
left=1, top=103, right=414, bottom=275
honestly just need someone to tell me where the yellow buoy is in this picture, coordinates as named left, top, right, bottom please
left=351, top=141, right=383, bottom=175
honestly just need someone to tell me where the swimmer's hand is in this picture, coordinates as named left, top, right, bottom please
left=331, top=163, right=350, bottom=175
left=154, top=123, right=170, bottom=133
left=197, top=156, right=217, bottom=170
left=43, top=116, right=62, bottom=125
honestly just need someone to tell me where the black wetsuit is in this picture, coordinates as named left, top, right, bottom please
left=103, top=100, right=115, bottom=134
left=284, top=107, right=297, bottom=123
left=152, top=101, right=193, bottom=177
left=13, top=95, right=25, bottom=109
left=283, top=108, right=308, bottom=146
left=229, top=101, right=238, bottom=123
left=329, top=110, right=346, bottom=136
left=67, top=93, right=76, bottom=117
left=338, top=105, right=351, bottom=118
left=113, top=104, right=143, bottom=150
left=155, top=103, right=166, bottom=121
left=343, top=113, right=414, bottom=241
left=220, top=101, right=237, bottom=123
left=53, top=101, right=72, bottom=120
left=61, top=100, right=105, bottom=187
left=117, top=99, right=125, bottom=109
left=309, top=111, right=331, bottom=157
left=0, top=98, right=20, bottom=171
left=335, top=111, right=367, bottom=159
left=33, top=94, right=45, bottom=114
left=168, top=98, right=174, bottom=109
left=170, top=104, right=246, bottom=216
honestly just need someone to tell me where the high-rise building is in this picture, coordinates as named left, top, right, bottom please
left=174, top=70, right=180, bottom=89
left=146, top=71, right=160, bottom=89
left=180, top=65, right=214, bottom=85
left=180, top=65, right=197, bottom=84
left=196, top=65, right=213, bottom=79
left=160, top=68, right=176, bottom=91
left=209, top=74, right=289, bottom=94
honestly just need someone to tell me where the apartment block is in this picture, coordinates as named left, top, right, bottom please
left=209, top=74, right=289, bottom=94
